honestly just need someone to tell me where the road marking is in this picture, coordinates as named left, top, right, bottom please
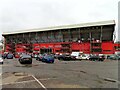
left=40, top=78, right=56, bottom=81
left=32, top=75, right=47, bottom=90
left=1, top=77, right=56, bottom=86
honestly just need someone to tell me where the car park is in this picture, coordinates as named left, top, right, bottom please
left=19, top=54, right=32, bottom=64
left=42, top=55, right=54, bottom=63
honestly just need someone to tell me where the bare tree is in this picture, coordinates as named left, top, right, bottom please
left=0, top=39, right=3, bottom=44
left=0, top=36, right=4, bottom=44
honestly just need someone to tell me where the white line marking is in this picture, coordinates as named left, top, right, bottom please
left=32, top=75, right=47, bottom=90
left=1, top=74, right=55, bottom=86
left=1, top=77, right=55, bottom=86
left=38, top=77, right=56, bottom=81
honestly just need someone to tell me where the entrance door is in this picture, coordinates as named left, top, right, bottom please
left=40, top=48, right=52, bottom=54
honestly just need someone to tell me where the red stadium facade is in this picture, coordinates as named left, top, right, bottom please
left=2, top=20, right=120, bottom=55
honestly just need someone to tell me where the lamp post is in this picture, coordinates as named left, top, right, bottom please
left=78, top=39, right=81, bottom=52
left=81, top=38, right=84, bottom=53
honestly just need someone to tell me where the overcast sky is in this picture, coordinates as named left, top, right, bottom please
left=0, top=0, right=119, bottom=41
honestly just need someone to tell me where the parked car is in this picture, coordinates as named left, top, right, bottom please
left=19, top=54, right=32, bottom=64
left=89, top=55, right=105, bottom=61
left=42, top=55, right=54, bottom=63
left=15, top=54, right=20, bottom=58
left=107, top=55, right=120, bottom=60
left=7, top=54, right=14, bottom=59
left=31, top=53, right=39, bottom=58
left=36, top=54, right=44, bottom=61
left=70, top=52, right=83, bottom=60
left=2, top=52, right=9, bottom=59
left=80, top=54, right=90, bottom=60
left=58, top=54, right=71, bottom=61
left=2, top=53, right=8, bottom=59
left=14, top=53, right=20, bottom=58
left=54, top=53, right=60, bottom=59
left=0, top=57, right=3, bottom=64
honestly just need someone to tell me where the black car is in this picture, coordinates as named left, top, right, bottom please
left=19, top=54, right=32, bottom=64
left=89, top=55, right=105, bottom=61
left=58, top=54, right=71, bottom=61
left=2, top=53, right=8, bottom=59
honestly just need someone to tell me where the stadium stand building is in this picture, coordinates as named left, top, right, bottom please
left=2, top=20, right=120, bottom=55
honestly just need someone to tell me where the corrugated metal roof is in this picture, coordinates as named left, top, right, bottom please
left=2, top=20, right=115, bottom=35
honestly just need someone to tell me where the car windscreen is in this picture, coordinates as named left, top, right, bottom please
left=7, top=54, right=13, bottom=57
left=21, top=55, right=31, bottom=58
left=44, top=55, right=53, bottom=58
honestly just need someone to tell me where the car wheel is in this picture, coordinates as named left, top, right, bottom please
left=78, top=59, right=81, bottom=61
left=19, top=61, right=23, bottom=64
left=58, top=58, right=61, bottom=60
left=36, top=58, right=38, bottom=60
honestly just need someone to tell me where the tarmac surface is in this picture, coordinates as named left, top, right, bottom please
left=0, top=58, right=119, bottom=89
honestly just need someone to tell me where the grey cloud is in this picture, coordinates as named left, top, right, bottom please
left=0, top=0, right=119, bottom=41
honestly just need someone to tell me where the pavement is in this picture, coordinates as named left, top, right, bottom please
left=0, top=58, right=119, bottom=89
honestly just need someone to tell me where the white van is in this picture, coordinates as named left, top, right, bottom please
left=71, top=52, right=83, bottom=60
left=80, top=54, right=90, bottom=60
left=71, top=52, right=89, bottom=60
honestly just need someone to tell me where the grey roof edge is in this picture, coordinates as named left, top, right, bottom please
left=2, top=20, right=115, bottom=35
